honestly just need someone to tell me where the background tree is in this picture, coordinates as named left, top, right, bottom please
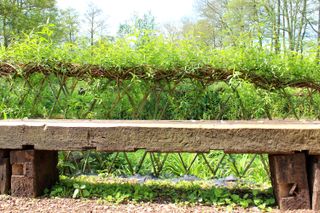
left=84, top=4, right=107, bottom=46
left=0, top=0, right=57, bottom=47
left=117, top=12, right=156, bottom=38
left=194, top=0, right=313, bottom=53
left=58, top=8, right=79, bottom=43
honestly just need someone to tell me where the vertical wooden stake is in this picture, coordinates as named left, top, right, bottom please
left=269, top=153, right=311, bottom=210
left=308, top=155, right=320, bottom=210
left=0, top=150, right=10, bottom=194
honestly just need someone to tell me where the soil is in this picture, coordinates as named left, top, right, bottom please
left=0, top=195, right=264, bottom=213
left=0, top=195, right=315, bottom=212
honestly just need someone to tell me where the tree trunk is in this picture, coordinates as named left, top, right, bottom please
left=282, top=6, right=287, bottom=52
left=317, top=0, right=320, bottom=61
left=275, top=0, right=281, bottom=53
left=3, top=17, right=8, bottom=48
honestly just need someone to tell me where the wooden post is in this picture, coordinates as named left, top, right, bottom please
left=0, top=150, right=10, bottom=194
left=269, top=153, right=311, bottom=210
left=308, top=155, right=320, bottom=210
left=10, top=150, right=59, bottom=197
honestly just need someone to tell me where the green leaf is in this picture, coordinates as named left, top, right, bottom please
left=240, top=200, right=249, bottom=208
left=231, top=194, right=240, bottom=202
left=72, top=188, right=80, bottom=198
left=83, top=189, right=90, bottom=197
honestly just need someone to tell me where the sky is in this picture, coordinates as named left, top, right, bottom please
left=56, top=0, right=196, bottom=35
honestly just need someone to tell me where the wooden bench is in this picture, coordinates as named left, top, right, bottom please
left=1, top=119, right=320, bottom=210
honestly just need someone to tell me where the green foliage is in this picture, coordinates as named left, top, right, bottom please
left=118, top=12, right=156, bottom=39
left=0, top=0, right=57, bottom=47
left=49, top=175, right=274, bottom=209
left=2, top=25, right=320, bottom=82
left=2, top=26, right=320, bottom=122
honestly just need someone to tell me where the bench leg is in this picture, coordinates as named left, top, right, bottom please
left=269, top=153, right=311, bottom=210
left=0, top=150, right=10, bottom=194
left=10, top=150, right=59, bottom=197
left=308, top=155, right=320, bottom=210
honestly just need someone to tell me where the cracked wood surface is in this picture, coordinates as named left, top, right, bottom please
left=1, top=119, right=320, bottom=154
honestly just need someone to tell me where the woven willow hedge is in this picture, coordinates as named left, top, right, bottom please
left=1, top=61, right=320, bottom=90
left=0, top=28, right=320, bottom=120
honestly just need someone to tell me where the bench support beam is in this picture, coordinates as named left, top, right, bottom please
left=0, top=150, right=10, bottom=194
left=10, top=150, right=58, bottom=197
left=269, top=153, right=311, bottom=210
left=308, top=155, right=320, bottom=210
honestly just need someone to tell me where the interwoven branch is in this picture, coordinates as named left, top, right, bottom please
left=0, top=62, right=319, bottom=92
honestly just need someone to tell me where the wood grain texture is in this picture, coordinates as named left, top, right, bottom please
left=308, top=155, right=320, bottom=210
left=1, top=119, right=320, bottom=153
left=0, top=150, right=10, bottom=194
left=269, top=153, right=311, bottom=210
left=10, top=150, right=58, bottom=197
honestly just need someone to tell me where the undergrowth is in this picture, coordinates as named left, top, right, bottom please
left=47, top=175, right=275, bottom=210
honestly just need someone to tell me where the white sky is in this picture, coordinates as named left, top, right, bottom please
left=56, top=0, right=196, bottom=35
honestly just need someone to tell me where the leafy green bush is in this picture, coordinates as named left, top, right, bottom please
left=49, top=175, right=275, bottom=209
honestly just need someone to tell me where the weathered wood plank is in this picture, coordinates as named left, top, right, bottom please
left=308, top=155, right=320, bottom=210
left=0, top=120, right=320, bottom=153
left=269, top=153, right=311, bottom=210
left=0, top=150, right=10, bottom=194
